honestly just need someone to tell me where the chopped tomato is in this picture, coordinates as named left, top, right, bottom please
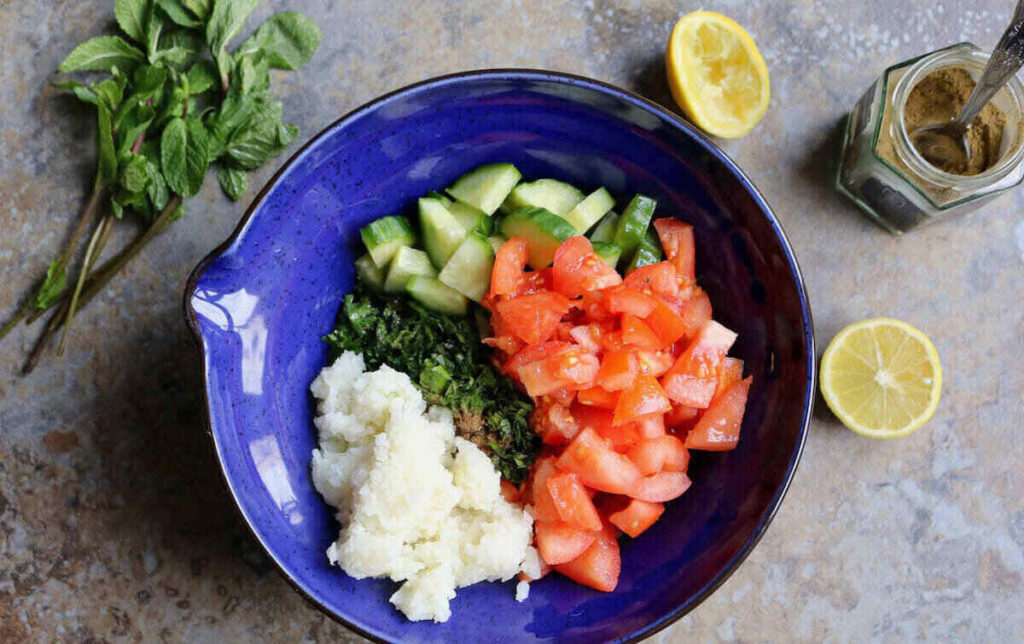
left=547, top=388, right=576, bottom=407
left=547, top=472, right=602, bottom=531
left=685, top=376, right=751, bottom=451
left=514, top=267, right=553, bottom=297
left=636, top=413, right=666, bottom=439
left=715, top=357, right=744, bottom=398
left=531, top=398, right=580, bottom=445
left=672, top=289, right=713, bottom=340
left=662, top=320, right=737, bottom=408
left=635, top=349, right=674, bottom=377
left=608, top=499, right=665, bottom=538
left=552, top=237, right=623, bottom=298
left=500, top=480, right=520, bottom=503
left=576, top=386, right=619, bottom=410
left=505, top=340, right=572, bottom=374
left=612, top=376, right=672, bottom=426
left=644, top=300, right=689, bottom=347
left=557, top=427, right=643, bottom=494
left=572, top=402, right=639, bottom=452
left=653, top=218, right=695, bottom=285
left=495, top=291, right=571, bottom=345
left=535, top=520, right=598, bottom=565
left=569, top=324, right=602, bottom=353
left=579, top=290, right=615, bottom=322
left=623, top=261, right=678, bottom=299
left=596, top=350, right=637, bottom=392
left=515, top=345, right=600, bottom=397
left=627, top=436, right=689, bottom=475
left=554, top=523, right=620, bottom=592
left=604, top=286, right=658, bottom=317
left=490, top=237, right=529, bottom=297
left=599, top=330, right=631, bottom=353
left=621, top=314, right=661, bottom=350
left=631, top=472, right=691, bottom=502
left=530, top=457, right=562, bottom=523
left=665, top=403, right=700, bottom=429
left=482, top=334, right=524, bottom=357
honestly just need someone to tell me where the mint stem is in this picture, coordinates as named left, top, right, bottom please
left=22, top=196, right=182, bottom=374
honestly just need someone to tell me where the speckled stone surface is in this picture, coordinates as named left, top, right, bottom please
left=1, top=1, right=1022, bottom=642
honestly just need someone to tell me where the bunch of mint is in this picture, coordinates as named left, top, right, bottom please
left=1, top=0, right=321, bottom=373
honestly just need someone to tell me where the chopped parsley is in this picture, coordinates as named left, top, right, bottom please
left=324, top=283, right=538, bottom=483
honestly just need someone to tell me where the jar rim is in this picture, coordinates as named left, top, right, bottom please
left=892, top=44, right=1024, bottom=189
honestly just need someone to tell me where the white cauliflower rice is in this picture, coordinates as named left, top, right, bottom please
left=310, top=351, right=540, bottom=622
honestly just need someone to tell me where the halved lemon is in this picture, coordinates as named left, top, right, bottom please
left=666, top=11, right=770, bottom=139
left=820, top=318, right=942, bottom=438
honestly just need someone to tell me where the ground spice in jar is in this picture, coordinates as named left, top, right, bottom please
left=902, top=67, right=1006, bottom=175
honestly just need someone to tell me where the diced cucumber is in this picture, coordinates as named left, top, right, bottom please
left=427, top=190, right=452, bottom=206
left=360, top=216, right=415, bottom=268
left=500, top=178, right=585, bottom=216
left=354, top=253, right=386, bottom=290
left=448, top=201, right=492, bottom=235
left=591, top=241, right=622, bottom=268
left=446, top=163, right=521, bottom=215
left=384, top=246, right=436, bottom=293
left=565, top=187, right=615, bottom=234
left=588, top=211, right=620, bottom=243
left=487, top=235, right=507, bottom=254
left=499, top=207, right=577, bottom=269
left=627, top=229, right=663, bottom=272
left=419, top=197, right=467, bottom=269
left=613, top=194, right=657, bottom=258
left=406, top=276, right=468, bottom=316
left=438, top=233, right=495, bottom=302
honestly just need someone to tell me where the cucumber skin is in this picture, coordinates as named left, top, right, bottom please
left=591, top=241, right=622, bottom=268
left=499, top=207, right=577, bottom=269
left=360, top=216, right=415, bottom=268
left=626, top=231, right=663, bottom=272
left=613, top=195, right=657, bottom=258
left=406, top=276, right=468, bottom=316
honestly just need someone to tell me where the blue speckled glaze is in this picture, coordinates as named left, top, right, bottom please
left=184, top=70, right=814, bottom=644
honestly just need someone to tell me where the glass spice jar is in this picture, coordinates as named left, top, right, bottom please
left=836, top=42, right=1024, bottom=234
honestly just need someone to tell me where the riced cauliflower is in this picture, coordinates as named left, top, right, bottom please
left=310, top=351, right=537, bottom=623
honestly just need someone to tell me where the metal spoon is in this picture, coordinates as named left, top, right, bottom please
left=911, top=0, right=1024, bottom=173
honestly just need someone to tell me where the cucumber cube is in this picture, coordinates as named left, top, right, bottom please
left=354, top=253, right=386, bottom=290
left=360, top=216, right=415, bottom=268
left=613, top=194, right=657, bottom=258
left=419, top=197, right=467, bottom=269
left=438, top=233, right=495, bottom=302
left=384, top=246, right=436, bottom=293
left=500, top=178, right=585, bottom=216
left=406, top=276, right=468, bottom=316
left=499, top=207, right=577, bottom=269
left=446, top=163, right=521, bottom=215
left=565, top=187, right=615, bottom=234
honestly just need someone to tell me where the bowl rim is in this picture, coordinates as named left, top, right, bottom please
left=183, top=68, right=816, bottom=643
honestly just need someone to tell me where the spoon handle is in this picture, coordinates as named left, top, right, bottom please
left=956, top=0, right=1024, bottom=128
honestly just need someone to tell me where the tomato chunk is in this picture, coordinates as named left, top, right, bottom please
left=662, top=320, right=737, bottom=408
left=685, top=376, right=751, bottom=451
left=531, top=397, right=580, bottom=445
left=535, top=520, right=598, bottom=565
left=644, top=300, right=689, bottom=347
left=500, top=480, right=520, bottom=503
left=505, top=341, right=572, bottom=374
left=596, top=350, right=637, bottom=392
left=715, top=357, right=744, bottom=398
left=608, top=499, right=665, bottom=538
left=554, top=524, right=620, bottom=592
left=547, top=472, right=602, bottom=531
left=557, top=427, right=643, bottom=494
left=569, top=324, right=602, bottom=353
left=530, top=457, right=562, bottom=523
left=514, top=267, right=554, bottom=297
left=673, top=289, right=713, bottom=341
left=621, top=314, right=662, bottom=350
left=627, top=436, right=689, bottom=475
left=515, top=345, right=600, bottom=397
left=552, top=237, right=622, bottom=298
left=495, top=291, right=571, bottom=345
left=605, top=286, right=658, bottom=317
left=665, top=403, right=700, bottom=429
left=653, top=218, right=695, bottom=285
left=636, top=413, right=666, bottom=439
left=577, top=386, right=619, bottom=410
left=612, top=375, right=672, bottom=426
left=635, top=349, right=674, bottom=377
left=490, top=237, right=529, bottom=297
left=631, top=471, right=692, bottom=502
left=622, top=261, right=678, bottom=299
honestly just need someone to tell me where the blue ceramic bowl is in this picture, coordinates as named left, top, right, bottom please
left=185, top=70, right=814, bottom=643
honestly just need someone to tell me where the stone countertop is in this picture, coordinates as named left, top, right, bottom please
left=1, top=1, right=1022, bottom=642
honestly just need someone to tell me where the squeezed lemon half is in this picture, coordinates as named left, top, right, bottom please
left=820, top=318, right=942, bottom=438
left=666, top=11, right=770, bottom=138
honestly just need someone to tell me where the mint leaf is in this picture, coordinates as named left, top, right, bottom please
left=155, top=0, right=204, bottom=27
left=97, top=104, right=119, bottom=184
left=185, top=59, right=219, bottom=94
left=245, top=12, right=321, bottom=71
left=155, top=29, right=203, bottom=71
left=58, top=36, right=145, bottom=73
left=31, top=261, right=67, bottom=310
left=118, top=153, right=150, bottom=198
left=161, top=117, right=188, bottom=194
left=115, top=104, right=155, bottom=157
left=217, top=164, right=247, bottom=201
left=206, top=0, right=259, bottom=84
left=182, top=0, right=211, bottom=20
left=93, top=76, right=127, bottom=111
left=221, top=95, right=297, bottom=169
left=183, top=117, right=211, bottom=196
left=145, top=4, right=164, bottom=61
left=115, top=0, right=150, bottom=43
left=53, top=80, right=100, bottom=106
left=235, top=53, right=268, bottom=94
left=132, top=64, right=168, bottom=101
left=144, top=156, right=169, bottom=210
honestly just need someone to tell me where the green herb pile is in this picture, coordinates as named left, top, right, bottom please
left=325, top=283, right=539, bottom=484
left=0, top=0, right=321, bottom=372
